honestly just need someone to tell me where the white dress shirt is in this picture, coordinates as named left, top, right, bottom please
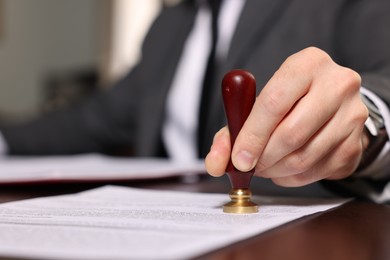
left=162, top=0, right=245, bottom=162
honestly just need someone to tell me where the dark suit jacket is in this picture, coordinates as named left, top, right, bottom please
left=2, top=0, right=390, bottom=159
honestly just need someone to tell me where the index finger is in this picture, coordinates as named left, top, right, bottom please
left=231, top=49, right=320, bottom=171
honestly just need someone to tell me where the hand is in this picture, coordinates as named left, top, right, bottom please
left=205, top=47, right=369, bottom=187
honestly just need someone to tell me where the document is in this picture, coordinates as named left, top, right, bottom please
left=0, top=154, right=205, bottom=184
left=0, top=185, right=348, bottom=260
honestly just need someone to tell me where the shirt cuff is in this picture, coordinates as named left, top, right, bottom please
left=358, top=87, right=390, bottom=179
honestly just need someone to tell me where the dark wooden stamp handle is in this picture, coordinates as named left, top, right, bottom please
left=222, top=69, right=256, bottom=189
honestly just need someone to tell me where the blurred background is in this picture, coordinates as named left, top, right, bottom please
left=0, top=0, right=179, bottom=123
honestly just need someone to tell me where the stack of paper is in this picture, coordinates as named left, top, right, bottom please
left=0, top=185, right=348, bottom=259
left=0, top=154, right=206, bottom=184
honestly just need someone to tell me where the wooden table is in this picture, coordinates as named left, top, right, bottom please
left=0, top=175, right=389, bottom=260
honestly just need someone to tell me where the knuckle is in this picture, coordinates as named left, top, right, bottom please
left=284, top=152, right=311, bottom=174
left=347, top=100, right=369, bottom=128
left=344, top=72, right=361, bottom=89
left=336, top=143, right=362, bottom=166
left=304, top=46, right=326, bottom=55
left=329, top=151, right=361, bottom=180
left=254, top=160, right=270, bottom=176
left=304, top=46, right=330, bottom=60
left=255, top=158, right=268, bottom=171
left=239, top=129, right=266, bottom=155
left=213, top=127, right=229, bottom=143
left=292, top=46, right=327, bottom=61
left=258, top=89, right=286, bottom=117
left=246, top=130, right=263, bottom=145
left=343, top=67, right=362, bottom=86
left=299, top=47, right=332, bottom=68
left=279, top=124, right=307, bottom=149
left=354, top=103, right=369, bottom=124
left=336, top=67, right=362, bottom=94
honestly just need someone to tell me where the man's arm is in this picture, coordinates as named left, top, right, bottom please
left=0, top=70, right=140, bottom=155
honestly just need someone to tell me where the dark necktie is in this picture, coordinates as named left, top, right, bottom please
left=197, top=0, right=223, bottom=158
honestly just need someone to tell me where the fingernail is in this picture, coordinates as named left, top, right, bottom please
left=235, top=150, right=255, bottom=171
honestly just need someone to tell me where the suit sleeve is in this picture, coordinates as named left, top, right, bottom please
left=325, top=0, right=390, bottom=202
left=334, top=0, right=390, bottom=105
left=0, top=68, right=141, bottom=155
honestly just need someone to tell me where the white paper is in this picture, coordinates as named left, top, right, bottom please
left=0, top=154, right=206, bottom=184
left=0, top=185, right=348, bottom=260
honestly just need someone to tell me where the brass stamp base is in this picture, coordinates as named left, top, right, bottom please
left=223, top=188, right=258, bottom=214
